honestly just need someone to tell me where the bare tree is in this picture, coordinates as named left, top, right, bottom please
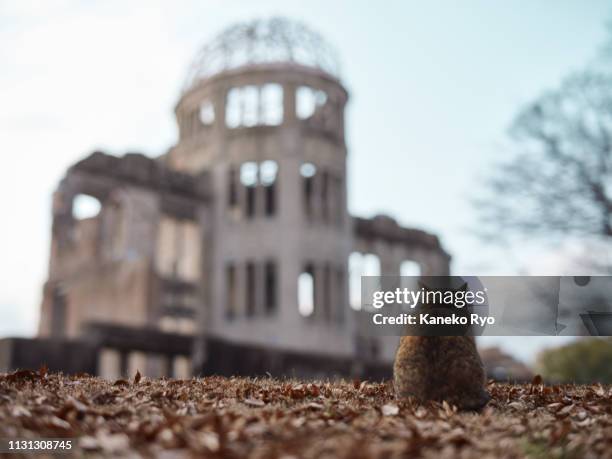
left=476, top=71, right=612, bottom=246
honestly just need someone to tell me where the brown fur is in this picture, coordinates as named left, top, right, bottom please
left=393, top=278, right=489, bottom=410
left=393, top=336, right=489, bottom=410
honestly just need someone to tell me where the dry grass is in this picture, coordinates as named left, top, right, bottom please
left=1, top=369, right=611, bottom=458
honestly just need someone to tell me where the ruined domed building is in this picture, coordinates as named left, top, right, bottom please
left=6, top=19, right=451, bottom=378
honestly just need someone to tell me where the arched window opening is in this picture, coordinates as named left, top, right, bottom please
left=261, top=84, right=283, bottom=125
left=348, top=252, right=381, bottom=310
left=300, top=163, right=317, bottom=178
left=298, top=266, right=315, bottom=317
left=242, top=85, right=259, bottom=127
left=400, top=260, right=421, bottom=296
left=260, top=160, right=278, bottom=185
left=240, top=162, right=258, bottom=187
left=363, top=253, right=381, bottom=276
left=233, top=161, right=280, bottom=218
left=301, top=163, right=317, bottom=218
left=363, top=253, right=381, bottom=306
left=240, top=162, right=258, bottom=218
left=261, top=160, right=278, bottom=217
left=225, top=84, right=284, bottom=128
left=296, top=86, right=327, bottom=119
left=400, top=260, right=421, bottom=277
left=349, top=252, right=364, bottom=310
left=226, top=87, right=242, bottom=128
left=199, top=101, right=215, bottom=125
left=72, top=194, right=101, bottom=220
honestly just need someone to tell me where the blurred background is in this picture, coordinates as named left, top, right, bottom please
left=1, top=0, right=611, bottom=383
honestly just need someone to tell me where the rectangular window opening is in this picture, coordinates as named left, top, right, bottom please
left=265, top=183, right=276, bottom=216
left=321, top=171, right=329, bottom=222
left=246, top=262, right=256, bottom=317
left=245, top=186, right=256, bottom=218
left=335, top=268, right=345, bottom=324
left=225, top=264, right=236, bottom=320
left=323, top=263, right=332, bottom=322
left=303, top=176, right=313, bottom=217
left=228, top=168, right=238, bottom=208
left=264, top=261, right=277, bottom=314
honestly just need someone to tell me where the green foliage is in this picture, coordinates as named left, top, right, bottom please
left=537, top=338, right=612, bottom=384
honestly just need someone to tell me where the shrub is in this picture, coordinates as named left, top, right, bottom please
left=537, top=338, right=612, bottom=384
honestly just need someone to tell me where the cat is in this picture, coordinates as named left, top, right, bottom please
left=393, top=279, right=490, bottom=410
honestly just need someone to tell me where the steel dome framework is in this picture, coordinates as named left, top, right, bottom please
left=184, top=17, right=341, bottom=91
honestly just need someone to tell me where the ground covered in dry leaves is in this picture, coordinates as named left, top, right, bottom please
left=0, top=369, right=611, bottom=458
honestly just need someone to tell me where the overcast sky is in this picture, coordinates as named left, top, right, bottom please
left=1, top=0, right=610, bottom=361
